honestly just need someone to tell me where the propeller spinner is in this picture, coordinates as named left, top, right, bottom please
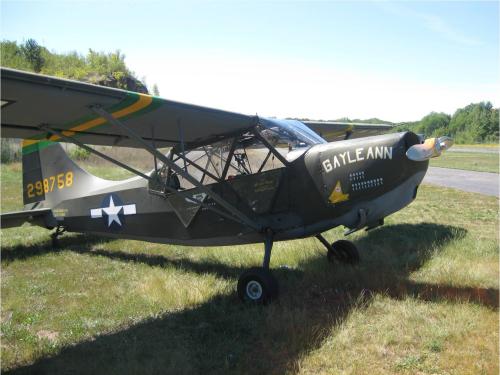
left=406, top=136, right=454, bottom=161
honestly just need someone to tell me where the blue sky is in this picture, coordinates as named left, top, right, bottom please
left=1, top=1, right=498, bottom=122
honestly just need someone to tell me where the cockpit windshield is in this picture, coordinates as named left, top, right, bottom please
left=259, top=118, right=327, bottom=149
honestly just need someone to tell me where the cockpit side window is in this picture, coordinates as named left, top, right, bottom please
left=150, top=118, right=323, bottom=193
left=150, top=130, right=288, bottom=192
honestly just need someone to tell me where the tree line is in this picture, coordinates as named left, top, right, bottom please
left=300, top=103, right=498, bottom=144
left=393, top=102, right=498, bottom=144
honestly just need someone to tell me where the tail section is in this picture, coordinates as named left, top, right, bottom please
left=22, top=141, right=96, bottom=208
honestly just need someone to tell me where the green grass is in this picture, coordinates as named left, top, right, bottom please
left=83, top=163, right=136, bottom=180
left=1, top=163, right=498, bottom=374
left=430, top=151, right=499, bottom=173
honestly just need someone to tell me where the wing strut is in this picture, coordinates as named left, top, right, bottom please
left=41, top=125, right=153, bottom=181
left=252, top=128, right=289, bottom=166
left=156, top=178, right=261, bottom=228
left=170, top=150, right=221, bottom=182
left=221, top=138, right=238, bottom=180
left=90, top=105, right=261, bottom=232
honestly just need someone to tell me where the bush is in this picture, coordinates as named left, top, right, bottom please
left=68, top=146, right=91, bottom=161
left=1, top=139, right=21, bottom=163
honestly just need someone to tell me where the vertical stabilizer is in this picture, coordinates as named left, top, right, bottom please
left=22, top=141, right=97, bottom=209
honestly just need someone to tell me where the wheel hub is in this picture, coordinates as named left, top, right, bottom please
left=246, top=280, right=263, bottom=300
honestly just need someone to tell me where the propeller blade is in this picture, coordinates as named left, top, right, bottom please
left=438, top=136, right=454, bottom=151
left=406, top=136, right=454, bottom=161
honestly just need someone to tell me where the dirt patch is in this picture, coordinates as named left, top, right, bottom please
left=36, top=330, right=59, bottom=342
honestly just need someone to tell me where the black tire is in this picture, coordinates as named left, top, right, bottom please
left=237, top=267, right=279, bottom=304
left=326, top=247, right=338, bottom=263
left=330, top=240, right=360, bottom=265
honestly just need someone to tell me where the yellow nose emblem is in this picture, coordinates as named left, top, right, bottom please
left=329, top=181, right=349, bottom=204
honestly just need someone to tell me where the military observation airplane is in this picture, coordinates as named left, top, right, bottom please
left=0, top=68, right=453, bottom=303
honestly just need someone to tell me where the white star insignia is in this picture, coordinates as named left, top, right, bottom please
left=90, top=195, right=137, bottom=227
left=102, top=196, right=123, bottom=227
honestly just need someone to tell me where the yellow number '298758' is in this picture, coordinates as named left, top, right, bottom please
left=26, top=171, right=73, bottom=198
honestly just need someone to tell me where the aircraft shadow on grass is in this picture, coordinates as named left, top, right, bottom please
left=4, top=223, right=499, bottom=375
left=1, top=234, right=114, bottom=263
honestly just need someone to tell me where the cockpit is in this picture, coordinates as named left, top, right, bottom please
left=149, top=118, right=326, bottom=192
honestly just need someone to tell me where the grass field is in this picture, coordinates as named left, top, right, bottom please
left=430, top=151, right=499, bottom=173
left=1, top=162, right=498, bottom=374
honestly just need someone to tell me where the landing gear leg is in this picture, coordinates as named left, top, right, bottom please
left=315, top=233, right=360, bottom=265
left=237, top=229, right=279, bottom=303
left=51, top=225, right=66, bottom=248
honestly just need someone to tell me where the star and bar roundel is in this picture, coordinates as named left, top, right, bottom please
left=90, top=194, right=137, bottom=229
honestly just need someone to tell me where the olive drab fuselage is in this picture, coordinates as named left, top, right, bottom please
left=49, top=131, right=426, bottom=246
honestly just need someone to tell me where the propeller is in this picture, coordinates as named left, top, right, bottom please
left=406, top=136, right=454, bottom=161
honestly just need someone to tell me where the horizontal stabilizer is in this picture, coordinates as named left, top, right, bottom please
left=1, top=208, right=56, bottom=229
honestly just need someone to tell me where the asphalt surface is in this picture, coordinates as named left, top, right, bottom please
left=448, top=147, right=499, bottom=154
left=423, top=167, right=499, bottom=197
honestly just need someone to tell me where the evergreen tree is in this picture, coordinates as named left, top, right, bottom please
left=20, top=39, right=44, bottom=72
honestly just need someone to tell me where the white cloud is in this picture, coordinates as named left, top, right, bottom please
left=421, top=13, right=483, bottom=47
left=128, top=53, right=498, bottom=123
left=377, top=2, right=483, bottom=47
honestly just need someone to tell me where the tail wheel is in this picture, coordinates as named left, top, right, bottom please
left=328, top=240, right=360, bottom=265
left=237, top=267, right=279, bottom=304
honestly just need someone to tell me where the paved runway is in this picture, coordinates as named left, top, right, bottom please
left=423, top=167, right=499, bottom=197
left=448, top=147, right=498, bottom=154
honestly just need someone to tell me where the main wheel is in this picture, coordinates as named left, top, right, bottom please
left=328, top=240, right=360, bottom=265
left=237, top=267, right=279, bottom=304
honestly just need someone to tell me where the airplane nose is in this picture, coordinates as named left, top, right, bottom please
left=406, top=136, right=454, bottom=161
left=303, top=131, right=426, bottom=204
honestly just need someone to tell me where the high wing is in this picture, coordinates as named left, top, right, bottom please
left=1, top=67, right=257, bottom=151
left=303, top=121, right=393, bottom=142
left=1, top=68, right=393, bottom=151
